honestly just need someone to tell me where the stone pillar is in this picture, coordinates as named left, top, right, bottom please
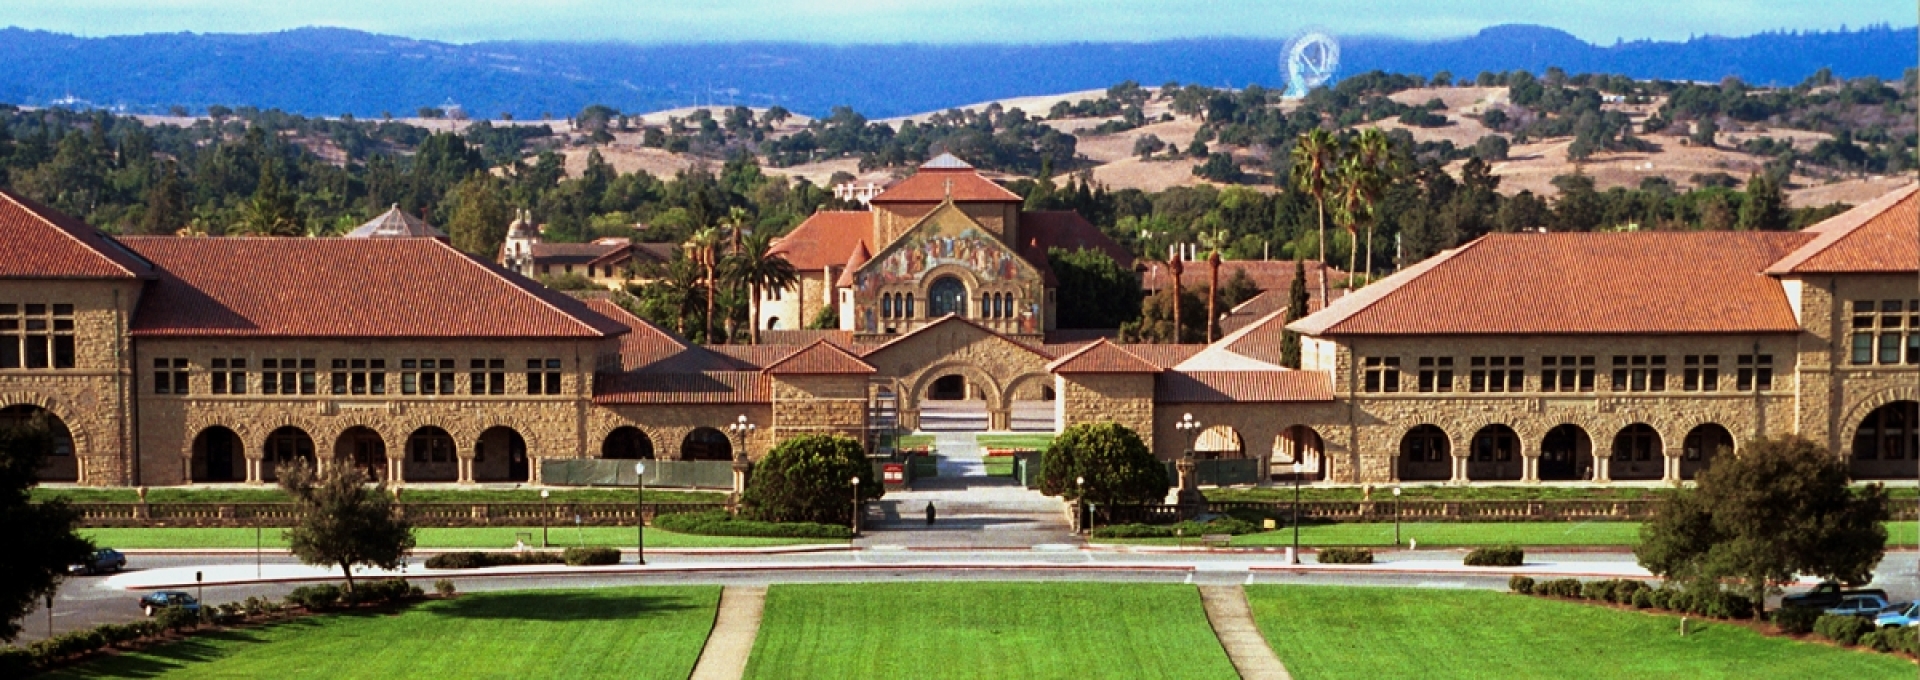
left=1170, top=456, right=1205, bottom=516
left=1451, top=455, right=1468, bottom=484
left=731, top=454, right=752, bottom=501
left=1521, top=455, right=1539, bottom=484
left=528, top=457, right=542, bottom=485
left=1662, top=453, right=1681, bottom=484
left=988, top=409, right=1011, bottom=432
left=245, top=457, right=263, bottom=485
left=457, top=456, right=474, bottom=485
left=1593, top=455, right=1612, bottom=483
left=390, top=455, right=407, bottom=487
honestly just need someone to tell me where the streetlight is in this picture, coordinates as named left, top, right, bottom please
left=1176, top=413, right=1202, bottom=457
left=540, top=489, right=551, bottom=548
left=851, top=476, right=862, bottom=536
left=634, top=462, right=647, bottom=566
left=727, top=414, right=756, bottom=458
left=1290, top=458, right=1304, bottom=564
left=1076, top=475, right=1090, bottom=534
left=1393, top=486, right=1403, bottom=547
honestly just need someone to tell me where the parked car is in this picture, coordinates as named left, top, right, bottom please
left=138, top=591, right=200, bottom=617
left=1825, top=594, right=1895, bottom=618
left=1783, top=582, right=1889, bottom=609
left=1876, top=602, right=1919, bottom=628
left=69, top=548, right=126, bottom=575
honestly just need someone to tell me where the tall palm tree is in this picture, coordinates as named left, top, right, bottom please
left=684, top=227, right=723, bottom=344
left=1197, top=229, right=1228, bottom=343
left=1353, top=128, right=1397, bottom=285
left=1289, top=128, right=1337, bottom=303
left=1168, top=256, right=1185, bottom=344
left=732, top=232, right=799, bottom=344
left=1334, top=155, right=1370, bottom=288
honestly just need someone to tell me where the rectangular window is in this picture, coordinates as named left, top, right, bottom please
left=1362, top=357, right=1400, bottom=393
left=299, top=359, right=316, bottom=394
left=209, top=358, right=247, bottom=395
left=400, top=359, right=418, bottom=395
left=1736, top=354, right=1776, bottom=391
left=0, top=303, right=16, bottom=369
left=333, top=358, right=384, bottom=396
left=545, top=358, right=563, bottom=394
left=1908, top=334, right=1920, bottom=365
left=473, top=359, right=507, bottom=395
left=1611, top=355, right=1665, bottom=392
left=1683, top=355, right=1718, bottom=392
left=152, top=358, right=189, bottom=395
left=1417, top=357, right=1454, bottom=393
left=1881, top=333, right=1902, bottom=364
left=526, top=359, right=543, bottom=396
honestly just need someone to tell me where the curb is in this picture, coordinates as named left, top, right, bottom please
left=117, top=563, right=1197, bottom=590
left=117, top=544, right=853, bottom=557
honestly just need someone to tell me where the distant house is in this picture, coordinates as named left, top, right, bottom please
left=499, top=210, right=672, bottom=289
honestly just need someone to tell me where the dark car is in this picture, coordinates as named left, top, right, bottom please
left=70, top=548, right=127, bottom=575
left=138, top=591, right=200, bottom=617
left=1783, top=582, right=1889, bottom=610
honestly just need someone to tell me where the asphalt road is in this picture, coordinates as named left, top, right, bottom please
left=16, top=549, right=1920, bottom=646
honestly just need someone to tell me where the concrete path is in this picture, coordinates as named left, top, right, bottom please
left=858, top=430, right=1076, bottom=549
left=1199, top=585, right=1291, bottom=680
left=689, top=585, right=767, bottom=680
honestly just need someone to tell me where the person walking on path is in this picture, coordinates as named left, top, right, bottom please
left=925, top=502, right=937, bottom=525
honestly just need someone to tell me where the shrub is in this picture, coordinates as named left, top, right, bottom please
left=1860, top=630, right=1890, bottom=653
left=1040, top=422, right=1169, bottom=507
left=1880, top=625, right=1920, bottom=655
left=424, top=551, right=564, bottom=569
left=1464, top=545, right=1524, bottom=567
left=1537, top=578, right=1583, bottom=598
left=654, top=511, right=853, bottom=539
left=1317, top=548, right=1374, bottom=564
left=1088, top=517, right=1261, bottom=539
left=347, top=578, right=422, bottom=605
left=1814, top=614, right=1874, bottom=646
left=1508, top=575, right=1535, bottom=594
left=156, top=604, right=201, bottom=631
left=286, top=584, right=343, bottom=611
left=1581, top=580, right=1612, bottom=602
left=0, top=647, right=32, bottom=675
left=1631, top=589, right=1653, bottom=609
left=434, top=579, right=458, bottom=597
left=741, top=433, right=881, bottom=525
left=563, top=546, right=622, bottom=566
left=1647, top=588, right=1672, bottom=610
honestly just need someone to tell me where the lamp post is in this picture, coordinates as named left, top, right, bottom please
left=1076, top=475, right=1090, bottom=534
left=1291, top=459, right=1303, bottom=564
left=634, top=462, right=647, bottom=566
left=727, top=415, right=756, bottom=458
left=1393, top=486, right=1403, bottom=547
left=851, top=476, right=862, bottom=536
left=1176, top=413, right=1201, bottom=457
left=540, top=488, right=551, bottom=548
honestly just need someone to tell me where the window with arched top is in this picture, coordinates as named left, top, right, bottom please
left=929, top=277, right=966, bottom=318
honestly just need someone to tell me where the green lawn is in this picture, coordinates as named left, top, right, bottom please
left=975, top=434, right=1054, bottom=450
left=34, top=487, right=727, bottom=504
left=744, top=583, right=1238, bottom=680
left=893, top=434, right=936, bottom=450
left=82, top=526, right=843, bottom=550
left=45, top=586, right=719, bottom=680
left=1245, top=586, right=1914, bottom=679
left=1099, top=521, right=1920, bottom=548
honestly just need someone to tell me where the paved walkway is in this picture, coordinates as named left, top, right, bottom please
left=689, top=585, right=767, bottom=680
left=858, top=431, right=1076, bottom=549
left=1199, top=585, right=1291, bottom=680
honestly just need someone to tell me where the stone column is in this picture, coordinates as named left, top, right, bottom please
left=1662, top=453, right=1681, bottom=484
left=1593, top=455, right=1612, bottom=483
left=1451, top=455, right=1468, bottom=484
left=528, top=457, right=542, bottom=485
left=1521, top=455, right=1539, bottom=484
left=731, top=454, right=752, bottom=501
left=988, top=409, right=1011, bottom=432
left=245, top=457, right=263, bottom=485
left=457, top=456, right=474, bottom=485
left=390, top=454, right=407, bottom=487
left=1170, top=456, right=1205, bottom=516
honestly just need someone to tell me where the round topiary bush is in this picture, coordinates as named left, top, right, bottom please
left=1463, top=545, right=1525, bottom=567
left=1317, top=547, right=1374, bottom=564
left=741, top=434, right=882, bottom=525
left=1039, top=422, right=1169, bottom=507
left=562, top=546, right=622, bottom=566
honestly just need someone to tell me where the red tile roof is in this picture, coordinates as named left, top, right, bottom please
left=1767, top=183, right=1918, bottom=274
left=871, top=168, right=1023, bottom=204
left=122, top=236, right=627, bottom=338
left=1115, top=344, right=1209, bottom=369
left=835, top=240, right=871, bottom=287
left=763, top=340, right=877, bottom=375
left=583, top=298, right=691, bottom=370
left=1289, top=231, right=1814, bottom=336
left=1222, top=309, right=1295, bottom=367
left=863, top=315, right=1056, bottom=363
left=1156, top=370, right=1333, bottom=403
left=771, top=211, right=872, bottom=272
left=1018, top=212, right=1135, bottom=270
left=593, top=370, right=769, bottom=405
left=1047, top=339, right=1163, bottom=374
left=1141, top=259, right=1343, bottom=300
left=0, top=190, right=151, bottom=279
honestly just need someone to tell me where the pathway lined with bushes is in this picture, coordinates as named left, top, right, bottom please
left=690, top=586, right=767, bottom=680
left=1198, top=586, right=1291, bottom=679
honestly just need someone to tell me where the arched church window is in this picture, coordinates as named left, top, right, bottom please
left=929, top=277, right=966, bottom=318
left=905, top=294, right=915, bottom=318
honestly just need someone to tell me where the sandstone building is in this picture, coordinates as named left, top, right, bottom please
left=1, top=161, right=1914, bottom=489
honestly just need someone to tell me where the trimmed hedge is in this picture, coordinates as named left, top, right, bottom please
left=424, top=551, right=564, bottom=569
left=1316, top=547, right=1374, bottom=564
left=1814, top=614, right=1876, bottom=646
left=1089, top=517, right=1261, bottom=539
left=1517, top=577, right=1761, bottom=624
left=563, top=546, right=622, bottom=566
left=1508, top=575, right=1535, bottom=594
left=654, top=510, right=853, bottom=539
left=1463, top=545, right=1524, bottom=566
left=1771, top=605, right=1822, bottom=635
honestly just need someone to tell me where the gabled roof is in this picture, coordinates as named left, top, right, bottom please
left=870, top=159, right=1023, bottom=203
left=122, top=237, right=627, bottom=338
left=583, top=298, right=692, bottom=370
left=770, top=211, right=871, bottom=272
left=763, top=340, right=877, bottom=375
left=1047, top=339, right=1162, bottom=374
left=593, top=370, right=769, bottom=405
left=1113, top=344, right=1208, bottom=369
left=346, top=205, right=447, bottom=239
left=0, top=189, right=151, bottom=279
left=1156, top=370, right=1333, bottom=403
left=1288, top=231, right=1814, bottom=337
left=528, top=241, right=629, bottom=266
left=835, top=240, right=871, bottom=287
left=1767, top=183, right=1918, bottom=274
left=1018, top=211, right=1135, bottom=270
left=862, top=314, right=1055, bottom=362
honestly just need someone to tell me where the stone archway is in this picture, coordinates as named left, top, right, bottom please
left=1398, top=425, right=1452, bottom=481
left=1681, top=423, right=1735, bottom=480
left=1275, top=425, right=1325, bottom=481
left=1610, top=423, right=1664, bottom=481
left=0, top=404, right=77, bottom=482
left=928, top=275, right=968, bottom=318
left=1467, top=424, right=1522, bottom=481
left=1002, top=372, right=1059, bottom=432
left=189, top=426, right=245, bottom=483
left=602, top=426, right=655, bottom=459
left=1195, top=425, right=1244, bottom=459
left=334, top=426, right=388, bottom=482
left=261, top=426, right=315, bottom=483
left=475, top=426, right=530, bottom=483
left=1850, top=401, right=1919, bottom=480
left=1539, top=424, right=1593, bottom=481
left=404, top=426, right=459, bottom=482
left=681, top=427, right=734, bottom=461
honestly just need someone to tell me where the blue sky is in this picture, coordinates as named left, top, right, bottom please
left=4, top=0, right=1911, bottom=44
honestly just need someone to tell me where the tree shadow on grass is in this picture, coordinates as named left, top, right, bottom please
left=51, top=619, right=328, bottom=679
left=428, top=591, right=703, bottom=622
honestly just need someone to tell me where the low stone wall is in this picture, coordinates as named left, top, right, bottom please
left=68, top=501, right=731, bottom=528
left=1097, top=499, right=1920, bottom=524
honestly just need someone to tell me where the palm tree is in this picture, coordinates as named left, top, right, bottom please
left=1289, top=128, right=1337, bottom=304
left=1353, top=129, right=1397, bottom=285
left=684, top=227, right=723, bottom=344
left=1168, top=256, right=1185, bottom=344
left=1334, top=155, right=1370, bottom=288
left=731, top=232, right=799, bottom=344
left=1197, top=228, right=1228, bottom=343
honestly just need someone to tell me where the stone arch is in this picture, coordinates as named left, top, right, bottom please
left=1841, top=386, right=1920, bottom=456
left=1001, top=371, right=1059, bottom=432
left=1538, top=424, right=1594, bottom=481
left=1610, top=423, right=1665, bottom=481
left=907, top=361, right=1005, bottom=408
left=332, top=426, right=389, bottom=482
left=927, top=274, right=970, bottom=318
left=469, top=419, right=541, bottom=458
left=260, top=425, right=316, bottom=483
left=1849, top=400, right=1920, bottom=481
left=0, top=394, right=87, bottom=482
left=602, top=426, right=655, bottom=459
left=680, top=427, right=733, bottom=461
left=402, top=425, right=460, bottom=482
left=188, top=425, right=246, bottom=483
left=474, top=425, right=531, bottom=483
left=1194, top=424, right=1244, bottom=459
left=1466, top=424, right=1522, bottom=481
left=1275, top=425, right=1325, bottom=481
left=1397, top=424, right=1453, bottom=481
left=1680, top=423, right=1735, bottom=480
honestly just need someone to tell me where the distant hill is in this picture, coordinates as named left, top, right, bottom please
left=0, top=23, right=1909, bottom=119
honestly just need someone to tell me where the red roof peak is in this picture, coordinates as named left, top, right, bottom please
left=0, top=189, right=151, bottom=279
left=1047, top=338, right=1163, bottom=374
left=763, top=339, right=876, bottom=375
left=1767, top=183, right=1918, bottom=275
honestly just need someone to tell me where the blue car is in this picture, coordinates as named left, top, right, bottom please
left=1877, top=602, right=1919, bottom=628
left=70, top=548, right=126, bottom=575
left=138, top=591, right=200, bottom=617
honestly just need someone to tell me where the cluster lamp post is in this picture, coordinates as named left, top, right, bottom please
left=728, top=415, right=756, bottom=458
left=635, top=462, right=647, bottom=565
left=1290, top=458, right=1303, bottom=564
left=1176, top=413, right=1202, bottom=457
left=851, top=476, right=862, bottom=536
left=1393, top=486, right=1403, bottom=547
left=540, top=488, right=551, bottom=548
